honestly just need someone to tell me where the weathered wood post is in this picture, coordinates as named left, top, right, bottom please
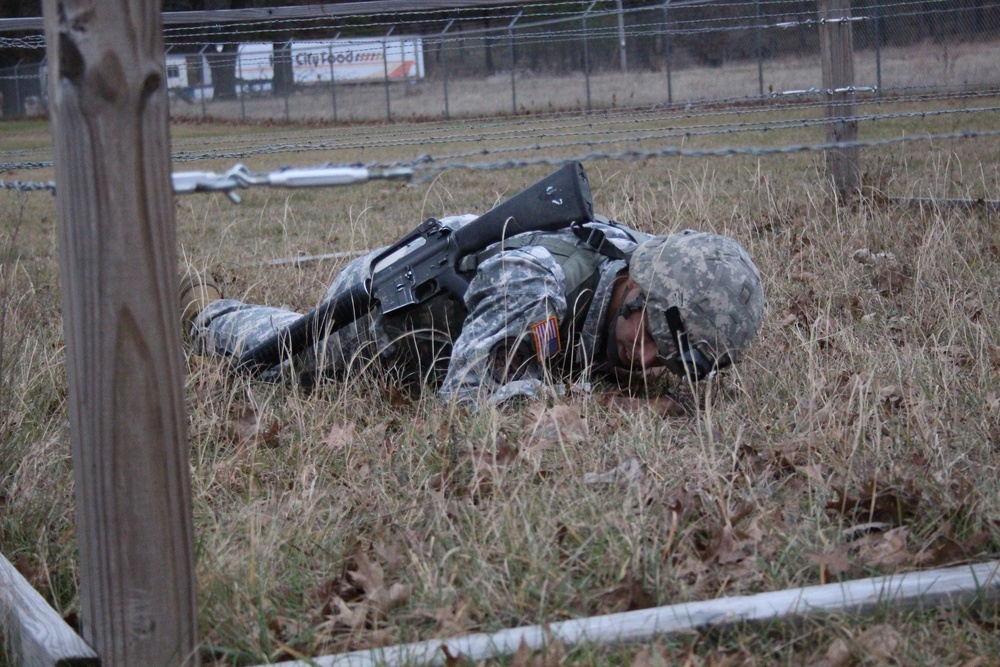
left=818, top=0, right=860, bottom=197
left=41, top=0, right=199, bottom=664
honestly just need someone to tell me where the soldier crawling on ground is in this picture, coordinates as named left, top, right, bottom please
left=180, top=167, right=765, bottom=406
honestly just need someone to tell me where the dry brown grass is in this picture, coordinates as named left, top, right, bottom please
left=2, top=97, right=1000, bottom=666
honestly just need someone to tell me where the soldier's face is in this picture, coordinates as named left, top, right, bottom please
left=607, top=285, right=661, bottom=373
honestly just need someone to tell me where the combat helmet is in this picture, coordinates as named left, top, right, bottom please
left=628, top=230, right=764, bottom=380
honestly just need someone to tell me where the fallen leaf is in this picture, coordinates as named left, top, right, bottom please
left=856, top=624, right=903, bottom=660
left=373, top=540, right=408, bottom=578
left=349, top=552, right=411, bottom=614
left=322, top=595, right=359, bottom=629
left=384, top=386, right=413, bottom=408
left=808, top=547, right=853, bottom=578
left=791, top=271, right=819, bottom=283
left=915, top=530, right=991, bottom=567
left=957, top=657, right=989, bottom=667
left=433, top=599, right=477, bottom=638
left=13, top=555, right=41, bottom=588
left=440, top=644, right=466, bottom=667
left=316, top=570, right=364, bottom=606
left=786, top=292, right=814, bottom=326
left=778, top=312, right=799, bottom=327
left=630, top=641, right=670, bottom=667
left=519, top=637, right=565, bottom=667
left=933, top=344, right=972, bottom=367
left=811, top=314, right=839, bottom=348
left=511, top=637, right=533, bottom=667
left=454, top=435, right=522, bottom=496
left=526, top=404, right=588, bottom=448
left=367, top=581, right=412, bottom=613
left=797, top=463, right=827, bottom=485
left=600, top=394, right=685, bottom=418
left=595, top=576, right=657, bottom=613
left=878, top=385, right=904, bottom=410
left=852, top=248, right=897, bottom=265
left=861, top=526, right=912, bottom=569
left=583, top=457, right=646, bottom=486
left=230, top=404, right=281, bottom=447
left=715, top=525, right=747, bottom=566
left=816, top=637, right=852, bottom=667
left=827, top=479, right=921, bottom=525
left=349, top=552, right=385, bottom=593
left=840, top=522, right=893, bottom=542
left=988, top=344, right=1000, bottom=370
left=321, top=422, right=357, bottom=449
left=872, top=263, right=909, bottom=296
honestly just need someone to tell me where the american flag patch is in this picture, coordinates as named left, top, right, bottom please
left=531, top=316, right=561, bottom=361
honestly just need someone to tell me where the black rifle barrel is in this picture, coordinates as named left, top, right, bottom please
left=234, top=281, right=371, bottom=375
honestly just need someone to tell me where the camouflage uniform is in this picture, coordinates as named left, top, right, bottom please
left=191, top=215, right=649, bottom=405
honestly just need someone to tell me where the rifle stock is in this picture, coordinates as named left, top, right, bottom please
left=452, top=162, right=594, bottom=254
left=235, top=162, right=594, bottom=374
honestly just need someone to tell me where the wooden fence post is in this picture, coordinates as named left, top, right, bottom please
left=41, top=1, right=198, bottom=665
left=818, top=0, right=860, bottom=197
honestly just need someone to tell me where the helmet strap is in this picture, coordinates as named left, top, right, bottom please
left=664, top=306, right=713, bottom=381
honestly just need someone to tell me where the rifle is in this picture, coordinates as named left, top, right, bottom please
left=235, top=161, right=595, bottom=374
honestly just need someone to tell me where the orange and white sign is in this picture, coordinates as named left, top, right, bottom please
left=237, top=38, right=424, bottom=84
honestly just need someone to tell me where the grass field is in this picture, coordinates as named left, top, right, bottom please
left=3, top=94, right=1000, bottom=666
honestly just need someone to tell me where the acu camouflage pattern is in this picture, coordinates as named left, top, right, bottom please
left=191, top=216, right=641, bottom=405
left=629, top=230, right=765, bottom=366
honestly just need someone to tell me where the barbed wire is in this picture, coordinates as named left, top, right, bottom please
left=4, top=127, right=996, bottom=194
left=153, top=1, right=999, bottom=47
left=0, top=161, right=53, bottom=173
left=162, top=88, right=1000, bottom=153
left=0, top=178, right=55, bottom=192
left=405, top=127, right=1000, bottom=178
left=164, top=105, right=1000, bottom=167
left=5, top=92, right=998, bottom=174
left=0, top=35, right=45, bottom=49
left=158, top=2, right=815, bottom=42
left=5, top=0, right=996, bottom=51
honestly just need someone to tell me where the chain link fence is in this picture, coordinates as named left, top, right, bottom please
left=1, top=1, right=998, bottom=122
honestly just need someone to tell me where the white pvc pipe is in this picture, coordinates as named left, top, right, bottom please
left=263, top=560, right=1000, bottom=667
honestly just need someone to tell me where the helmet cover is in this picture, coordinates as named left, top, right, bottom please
left=629, top=230, right=764, bottom=369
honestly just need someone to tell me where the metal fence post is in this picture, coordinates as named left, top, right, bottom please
left=328, top=32, right=340, bottom=122
left=13, top=58, right=22, bottom=118
left=583, top=1, right=596, bottom=112
left=616, top=0, right=627, bottom=72
left=383, top=26, right=395, bottom=122
left=284, top=43, right=291, bottom=122
left=662, top=2, right=673, bottom=105
left=440, top=20, right=454, bottom=120
left=874, top=0, right=883, bottom=99
left=198, top=44, right=209, bottom=119
left=755, top=0, right=764, bottom=97
left=509, top=12, right=521, bottom=115
left=238, top=50, right=245, bottom=121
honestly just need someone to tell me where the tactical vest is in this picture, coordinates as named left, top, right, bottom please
left=462, top=219, right=648, bottom=373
